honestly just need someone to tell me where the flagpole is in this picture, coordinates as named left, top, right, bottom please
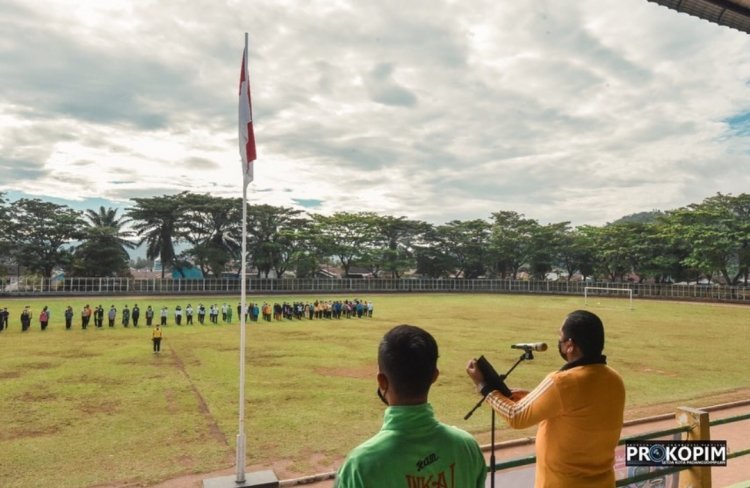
left=235, top=31, right=249, bottom=485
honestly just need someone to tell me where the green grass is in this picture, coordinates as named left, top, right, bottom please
left=0, top=293, right=748, bottom=486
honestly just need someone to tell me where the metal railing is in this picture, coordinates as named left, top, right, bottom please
left=491, top=406, right=750, bottom=488
left=3, top=276, right=750, bottom=304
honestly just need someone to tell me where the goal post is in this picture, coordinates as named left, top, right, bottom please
left=584, top=286, right=634, bottom=310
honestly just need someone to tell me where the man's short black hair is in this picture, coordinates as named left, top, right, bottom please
left=378, top=324, right=439, bottom=397
left=562, top=310, right=605, bottom=358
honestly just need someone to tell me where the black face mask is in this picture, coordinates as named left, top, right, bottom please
left=558, top=339, right=568, bottom=361
left=377, top=388, right=389, bottom=406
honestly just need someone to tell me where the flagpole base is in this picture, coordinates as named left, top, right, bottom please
left=202, top=470, right=279, bottom=488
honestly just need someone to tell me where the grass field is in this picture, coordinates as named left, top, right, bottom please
left=0, top=293, right=748, bottom=487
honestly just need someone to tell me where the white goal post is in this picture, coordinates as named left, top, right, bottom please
left=584, top=286, right=634, bottom=310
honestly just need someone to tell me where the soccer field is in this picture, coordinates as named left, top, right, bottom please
left=0, top=293, right=748, bottom=487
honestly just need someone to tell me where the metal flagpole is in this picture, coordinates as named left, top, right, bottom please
left=235, top=31, right=249, bottom=484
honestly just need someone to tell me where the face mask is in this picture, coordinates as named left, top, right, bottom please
left=377, top=388, right=389, bottom=406
left=558, top=339, right=568, bottom=361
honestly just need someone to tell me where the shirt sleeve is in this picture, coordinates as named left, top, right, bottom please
left=334, top=460, right=364, bottom=488
left=484, top=373, right=564, bottom=429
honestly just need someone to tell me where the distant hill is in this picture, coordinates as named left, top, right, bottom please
left=609, top=210, right=666, bottom=225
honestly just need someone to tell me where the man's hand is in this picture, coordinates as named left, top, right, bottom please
left=466, top=359, right=486, bottom=393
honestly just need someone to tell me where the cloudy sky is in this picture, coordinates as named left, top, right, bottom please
left=2, top=0, right=750, bottom=227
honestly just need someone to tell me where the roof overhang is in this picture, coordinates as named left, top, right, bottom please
left=647, top=0, right=750, bottom=34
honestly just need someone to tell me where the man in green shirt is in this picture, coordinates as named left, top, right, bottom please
left=336, top=324, right=487, bottom=487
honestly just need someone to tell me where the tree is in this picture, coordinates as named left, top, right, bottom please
left=527, top=222, right=570, bottom=280
left=556, top=227, right=595, bottom=282
left=68, top=206, right=135, bottom=277
left=365, top=216, right=429, bottom=278
left=311, top=212, right=380, bottom=277
left=180, top=194, right=241, bottom=277
left=489, top=211, right=538, bottom=279
left=663, top=193, right=750, bottom=284
left=247, top=205, right=307, bottom=278
left=437, top=219, right=491, bottom=279
left=10, top=198, right=85, bottom=277
left=413, top=224, right=451, bottom=278
left=580, top=224, right=635, bottom=282
left=0, top=193, right=13, bottom=270
left=127, top=194, right=186, bottom=278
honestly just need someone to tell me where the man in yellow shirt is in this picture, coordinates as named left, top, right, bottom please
left=466, top=310, right=625, bottom=488
left=152, top=325, right=164, bottom=353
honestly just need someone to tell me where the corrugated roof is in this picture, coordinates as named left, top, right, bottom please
left=647, top=0, right=750, bottom=34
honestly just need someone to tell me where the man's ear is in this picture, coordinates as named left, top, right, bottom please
left=377, top=372, right=388, bottom=390
left=432, top=368, right=439, bottom=384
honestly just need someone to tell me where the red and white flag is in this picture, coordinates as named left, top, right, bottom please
left=238, top=44, right=256, bottom=186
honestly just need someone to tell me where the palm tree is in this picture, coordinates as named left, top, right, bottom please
left=69, top=207, right=135, bottom=277
left=127, top=194, right=185, bottom=278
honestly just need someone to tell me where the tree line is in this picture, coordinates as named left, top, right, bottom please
left=1, top=191, right=749, bottom=285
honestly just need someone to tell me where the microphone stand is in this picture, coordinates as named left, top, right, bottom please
left=465, top=349, right=534, bottom=488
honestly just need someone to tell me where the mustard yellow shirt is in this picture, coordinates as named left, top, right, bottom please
left=486, top=363, right=625, bottom=488
left=152, top=328, right=163, bottom=339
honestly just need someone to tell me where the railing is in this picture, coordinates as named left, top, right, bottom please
left=3, top=276, right=750, bottom=304
left=492, top=406, right=750, bottom=488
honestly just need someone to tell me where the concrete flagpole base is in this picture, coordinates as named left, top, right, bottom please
left=202, top=470, right=279, bottom=488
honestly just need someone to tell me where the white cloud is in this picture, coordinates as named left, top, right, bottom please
left=1, top=0, right=750, bottom=226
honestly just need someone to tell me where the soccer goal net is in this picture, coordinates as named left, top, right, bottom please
left=584, top=286, right=633, bottom=310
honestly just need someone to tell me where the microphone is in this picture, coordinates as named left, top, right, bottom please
left=511, top=342, right=548, bottom=352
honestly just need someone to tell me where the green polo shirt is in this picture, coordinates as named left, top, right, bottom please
left=336, top=403, right=487, bottom=488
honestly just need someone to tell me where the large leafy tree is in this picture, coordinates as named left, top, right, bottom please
left=180, top=194, right=241, bottom=277
left=579, top=224, right=637, bottom=282
left=365, top=216, right=429, bottom=278
left=68, top=206, right=135, bottom=277
left=489, top=211, right=538, bottom=279
left=311, top=212, right=380, bottom=277
left=10, top=198, right=85, bottom=277
left=527, top=221, right=571, bottom=280
left=663, top=193, right=750, bottom=284
left=439, top=219, right=491, bottom=279
left=127, top=193, right=186, bottom=278
left=247, top=204, right=307, bottom=278
left=0, top=193, right=12, bottom=264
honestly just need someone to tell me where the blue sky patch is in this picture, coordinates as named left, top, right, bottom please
left=293, top=198, right=323, bottom=209
left=725, top=111, right=750, bottom=136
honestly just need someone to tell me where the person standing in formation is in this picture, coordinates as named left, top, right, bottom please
left=81, top=305, right=91, bottom=329
left=39, top=306, right=50, bottom=331
left=64, top=306, right=74, bottom=330
left=145, top=305, right=154, bottom=326
left=122, top=305, right=130, bottom=327
left=108, top=305, right=117, bottom=327
left=132, top=304, right=140, bottom=327
left=185, top=304, right=193, bottom=325
left=95, top=305, right=104, bottom=328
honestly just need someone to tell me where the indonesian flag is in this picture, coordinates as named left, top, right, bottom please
left=239, top=44, right=256, bottom=186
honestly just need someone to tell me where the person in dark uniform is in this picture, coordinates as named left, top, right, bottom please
left=64, top=306, right=74, bottom=330
left=0, top=307, right=8, bottom=331
left=95, top=305, right=104, bottom=328
left=132, top=304, right=140, bottom=327
left=145, top=305, right=154, bottom=326
left=21, top=306, right=32, bottom=331
left=122, top=305, right=130, bottom=327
